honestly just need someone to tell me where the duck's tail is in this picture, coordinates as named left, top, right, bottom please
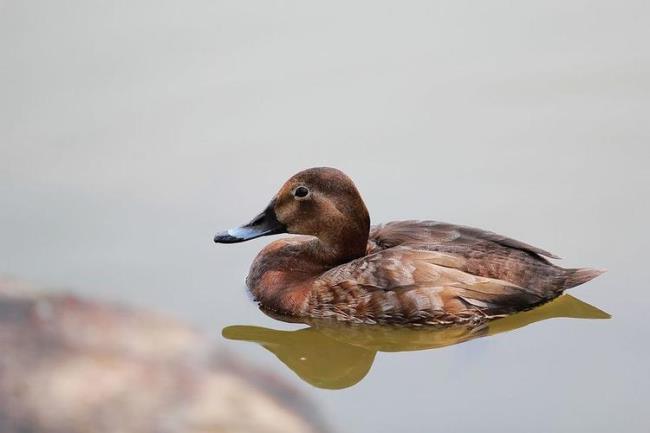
left=564, top=268, right=606, bottom=290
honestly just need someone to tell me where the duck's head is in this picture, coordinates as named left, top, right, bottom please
left=214, top=167, right=370, bottom=259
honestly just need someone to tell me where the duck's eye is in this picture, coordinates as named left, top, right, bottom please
left=294, top=186, right=310, bottom=199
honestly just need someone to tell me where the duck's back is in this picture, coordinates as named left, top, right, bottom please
left=368, top=220, right=601, bottom=292
left=306, top=221, right=603, bottom=325
left=368, top=220, right=558, bottom=257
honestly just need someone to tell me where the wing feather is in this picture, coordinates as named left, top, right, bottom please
left=369, top=220, right=560, bottom=260
left=309, top=248, right=546, bottom=324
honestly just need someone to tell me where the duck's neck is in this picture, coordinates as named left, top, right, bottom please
left=312, top=218, right=370, bottom=266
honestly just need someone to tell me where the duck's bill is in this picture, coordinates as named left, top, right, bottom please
left=214, top=202, right=287, bottom=244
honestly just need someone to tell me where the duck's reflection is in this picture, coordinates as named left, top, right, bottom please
left=222, top=295, right=609, bottom=389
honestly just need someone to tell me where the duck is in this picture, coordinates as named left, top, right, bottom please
left=214, top=167, right=604, bottom=326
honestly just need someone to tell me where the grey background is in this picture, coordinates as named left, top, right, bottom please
left=1, top=1, right=649, bottom=432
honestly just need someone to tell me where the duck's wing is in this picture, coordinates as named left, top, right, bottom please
left=367, top=221, right=593, bottom=292
left=369, top=220, right=560, bottom=260
left=309, top=247, right=549, bottom=325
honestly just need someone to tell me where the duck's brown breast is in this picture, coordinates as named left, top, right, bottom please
left=246, top=238, right=326, bottom=316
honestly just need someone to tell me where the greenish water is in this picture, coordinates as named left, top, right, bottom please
left=2, top=1, right=650, bottom=432
left=224, top=295, right=610, bottom=389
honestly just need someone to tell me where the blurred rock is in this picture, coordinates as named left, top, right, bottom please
left=0, top=278, right=326, bottom=433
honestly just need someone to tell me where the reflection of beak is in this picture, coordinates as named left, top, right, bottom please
left=214, top=200, right=287, bottom=243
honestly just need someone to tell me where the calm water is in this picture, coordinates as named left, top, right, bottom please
left=2, top=1, right=650, bottom=432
